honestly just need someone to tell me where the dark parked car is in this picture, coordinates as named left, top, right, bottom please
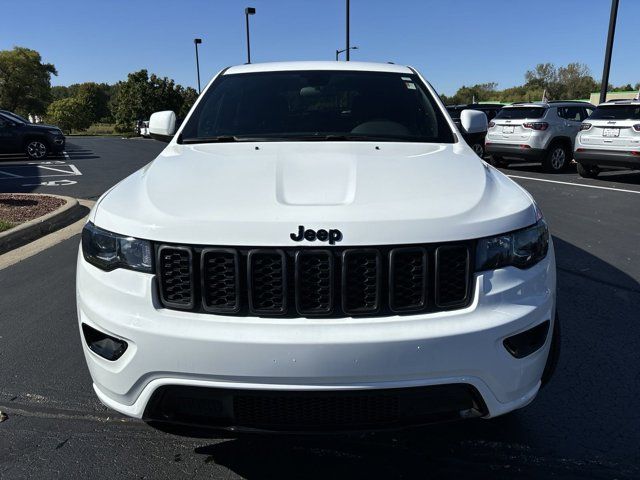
left=446, top=103, right=504, bottom=157
left=0, top=110, right=65, bottom=159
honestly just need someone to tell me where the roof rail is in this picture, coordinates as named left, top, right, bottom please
left=547, top=100, right=592, bottom=104
left=603, top=98, right=640, bottom=104
left=510, top=101, right=547, bottom=106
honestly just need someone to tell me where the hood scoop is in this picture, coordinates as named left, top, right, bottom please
left=276, top=154, right=357, bottom=206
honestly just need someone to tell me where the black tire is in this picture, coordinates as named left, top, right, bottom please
left=471, top=143, right=484, bottom=158
left=541, top=313, right=561, bottom=388
left=24, top=139, right=49, bottom=160
left=488, top=155, right=508, bottom=168
left=542, top=143, right=570, bottom=173
left=577, top=162, right=600, bottom=178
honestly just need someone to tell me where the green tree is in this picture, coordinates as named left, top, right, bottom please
left=443, top=83, right=498, bottom=105
left=522, top=62, right=597, bottom=100
left=556, top=63, right=598, bottom=99
left=46, top=97, right=92, bottom=133
left=524, top=63, right=562, bottom=99
left=75, top=82, right=111, bottom=123
left=51, top=85, right=70, bottom=101
left=112, top=69, right=196, bottom=132
left=613, top=83, right=634, bottom=91
left=0, top=46, right=57, bottom=116
left=442, top=62, right=604, bottom=105
left=178, top=86, right=198, bottom=117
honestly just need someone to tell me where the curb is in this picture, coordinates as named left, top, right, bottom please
left=0, top=195, right=86, bottom=255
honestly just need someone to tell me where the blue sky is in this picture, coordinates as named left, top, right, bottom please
left=1, top=0, right=638, bottom=96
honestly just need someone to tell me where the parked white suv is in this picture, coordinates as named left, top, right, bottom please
left=574, top=99, right=640, bottom=178
left=486, top=101, right=594, bottom=172
left=77, top=61, right=558, bottom=434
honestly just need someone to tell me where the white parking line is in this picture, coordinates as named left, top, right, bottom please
left=63, top=151, right=70, bottom=161
left=67, top=164, right=82, bottom=176
left=0, top=163, right=83, bottom=181
left=507, top=174, right=640, bottom=195
left=37, top=164, right=82, bottom=175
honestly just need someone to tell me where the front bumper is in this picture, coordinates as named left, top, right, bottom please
left=50, top=135, right=66, bottom=153
left=486, top=143, right=546, bottom=162
left=77, top=243, right=556, bottom=429
left=574, top=148, right=640, bottom=169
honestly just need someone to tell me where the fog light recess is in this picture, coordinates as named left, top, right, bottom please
left=81, top=323, right=128, bottom=361
left=503, top=320, right=550, bottom=359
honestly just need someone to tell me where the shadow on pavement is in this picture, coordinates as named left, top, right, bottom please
left=0, top=141, right=98, bottom=194
left=65, top=141, right=100, bottom=160
left=502, top=161, right=577, bottom=174
left=591, top=170, right=640, bottom=186
left=0, top=155, right=45, bottom=193
left=504, top=161, right=640, bottom=186
left=184, top=236, right=639, bottom=479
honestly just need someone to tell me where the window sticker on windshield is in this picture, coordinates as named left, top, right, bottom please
left=405, top=82, right=416, bottom=90
left=401, top=77, right=412, bottom=81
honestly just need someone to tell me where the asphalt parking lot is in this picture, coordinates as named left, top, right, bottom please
left=0, top=137, right=639, bottom=479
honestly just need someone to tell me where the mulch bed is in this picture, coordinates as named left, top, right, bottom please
left=0, top=194, right=66, bottom=227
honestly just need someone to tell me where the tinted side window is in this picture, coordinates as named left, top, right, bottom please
left=558, top=106, right=584, bottom=121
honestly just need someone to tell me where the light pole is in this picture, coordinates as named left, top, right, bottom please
left=193, top=38, right=202, bottom=94
left=599, top=0, right=620, bottom=104
left=345, top=0, right=350, bottom=61
left=336, top=46, right=358, bottom=61
left=245, top=7, right=256, bottom=64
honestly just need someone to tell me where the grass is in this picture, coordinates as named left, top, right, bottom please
left=0, top=219, right=14, bottom=233
left=68, top=123, right=122, bottom=136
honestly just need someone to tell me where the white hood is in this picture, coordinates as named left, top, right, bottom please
left=94, top=141, right=537, bottom=246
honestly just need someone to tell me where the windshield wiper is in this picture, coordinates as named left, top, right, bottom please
left=180, top=136, right=244, bottom=144
left=285, top=134, right=408, bottom=142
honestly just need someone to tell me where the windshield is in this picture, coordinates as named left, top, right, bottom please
left=180, top=70, right=455, bottom=143
left=1, top=111, right=30, bottom=123
left=495, top=107, right=546, bottom=120
left=589, top=105, right=640, bottom=120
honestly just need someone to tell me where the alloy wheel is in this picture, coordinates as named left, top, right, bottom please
left=27, top=141, right=47, bottom=159
left=550, top=147, right=566, bottom=170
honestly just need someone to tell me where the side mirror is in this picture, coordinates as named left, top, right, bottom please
left=460, top=109, right=488, bottom=134
left=149, top=111, right=177, bottom=142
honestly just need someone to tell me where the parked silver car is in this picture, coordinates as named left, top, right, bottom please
left=486, top=101, right=595, bottom=172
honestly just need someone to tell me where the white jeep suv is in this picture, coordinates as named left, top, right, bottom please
left=77, top=61, right=558, bottom=433
left=486, top=101, right=594, bottom=172
left=574, top=99, right=640, bottom=178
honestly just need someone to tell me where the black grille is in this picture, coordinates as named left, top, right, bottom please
left=295, top=250, right=334, bottom=314
left=435, top=245, right=470, bottom=307
left=342, top=250, right=381, bottom=314
left=248, top=250, right=287, bottom=314
left=144, top=384, right=488, bottom=432
left=157, top=246, right=194, bottom=309
left=389, top=247, right=427, bottom=312
left=234, top=393, right=397, bottom=427
left=155, top=243, right=473, bottom=318
left=201, top=249, right=240, bottom=313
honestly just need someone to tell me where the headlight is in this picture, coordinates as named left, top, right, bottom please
left=475, top=219, right=549, bottom=271
left=81, top=222, right=152, bottom=272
